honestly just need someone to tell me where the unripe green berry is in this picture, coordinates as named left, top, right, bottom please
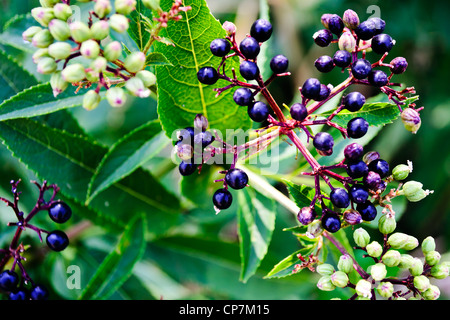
left=39, top=0, right=59, bottom=8
left=94, top=0, right=112, bottom=19
left=317, top=276, right=336, bottom=291
left=106, top=87, right=127, bottom=107
left=83, top=90, right=101, bottom=111
left=425, top=250, right=441, bottom=266
left=48, top=42, right=72, bottom=60
left=413, top=275, right=430, bottom=292
left=142, top=0, right=160, bottom=11
left=90, top=57, right=108, bottom=73
left=342, top=9, right=360, bottom=29
left=421, top=236, right=436, bottom=254
left=331, top=271, right=349, bottom=288
left=306, top=220, right=323, bottom=238
left=338, top=32, right=356, bottom=52
left=124, top=52, right=146, bottom=73
left=422, top=285, right=440, bottom=300
left=376, top=282, right=394, bottom=298
left=392, top=163, right=412, bottom=181
left=370, top=263, right=387, bottom=281
left=398, top=254, right=415, bottom=269
left=80, top=40, right=100, bottom=59
left=337, top=254, right=353, bottom=274
left=37, top=57, right=56, bottom=75
left=48, top=19, right=71, bottom=41
left=50, top=71, right=69, bottom=97
left=378, top=214, right=396, bottom=235
left=32, top=29, right=54, bottom=48
left=409, top=257, right=424, bottom=276
left=125, top=77, right=150, bottom=98
left=103, top=41, right=122, bottom=61
left=355, top=279, right=372, bottom=299
left=388, top=232, right=418, bottom=251
left=22, top=26, right=43, bottom=42
left=32, top=48, right=50, bottom=63
left=109, top=14, right=129, bottom=33
left=31, top=7, right=55, bottom=27
left=90, top=20, right=110, bottom=41
left=381, top=250, right=402, bottom=267
left=430, top=263, right=449, bottom=279
left=401, top=108, right=421, bottom=134
left=136, top=70, right=156, bottom=87
left=53, top=3, right=73, bottom=21
left=316, top=263, right=334, bottom=276
left=115, top=0, right=137, bottom=15
left=404, top=235, right=419, bottom=251
left=61, top=63, right=86, bottom=83
left=69, top=21, right=91, bottom=43
left=402, top=181, right=433, bottom=202
left=85, top=69, right=100, bottom=82
left=353, top=227, right=370, bottom=248
left=366, top=241, right=383, bottom=258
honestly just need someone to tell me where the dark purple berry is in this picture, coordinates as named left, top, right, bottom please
left=0, top=270, right=19, bottom=291
left=344, top=143, right=364, bottom=162
left=239, top=60, right=260, bottom=80
left=351, top=59, right=372, bottom=79
left=197, top=67, right=218, bottom=85
left=9, top=288, right=29, bottom=300
left=343, top=92, right=366, bottom=112
left=48, top=200, right=72, bottom=224
left=327, top=14, right=344, bottom=35
left=368, top=69, right=388, bottom=87
left=177, top=126, right=195, bottom=144
left=330, top=188, right=350, bottom=208
left=248, top=101, right=269, bottom=122
left=314, top=55, right=335, bottom=73
left=333, top=50, right=352, bottom=68
left=30, top=285, right=49, bottom=300
left=355, top=19, right=376, bottom=40
left=390, top=57, right=408, bottom=74
left=347, top=117, right=369, bottom=139
left=322, top=213, right=341, bottom=233
left=210, top=38, right=231, bottom=57
left=270, top=54, right=289, bottom=74
left=297, top=207, right=317, bottom=225
left=349, top=184, right=369, bottom=204
left=301, top=78, right=321, bottom=100
left=46, top=230, right=69, bottom=252
left=346, top=160, right=369, bottom=179
left=212, top=188, right=233, bottom=210
left=368, top=17, right=385, bottom=35
left=316, top=84, right=331, bottom=101
left=313, top=132, right=334, bottom=152
left=225, top=168, right=248, bottom=190
left=290, top=103, right=308, bottom=121
left=363, top=171, right=382, bottom=190
left=313, top=29, right=333, bottom=47
left=233, top=87, right=253, bottom=106
left=356, top=201, right=377, bottom=221
left=239, top=37, right=260, bottom=60
left=368, top=159, right=390, bottom=178
left=194, top=130, right=215, bottom=148
left=179, top=161, right=198, bottom=176
left=371, top=33, right=394, bottom=54
left=250, top=19, right=273, bottom=42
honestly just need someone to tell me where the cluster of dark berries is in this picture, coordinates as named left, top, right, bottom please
left=0, top=180, right=72, bottom=300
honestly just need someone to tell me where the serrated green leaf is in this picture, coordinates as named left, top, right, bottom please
left=284, top=180, right=322, bottom=213
left=128, top=0, right=153, bottom=51
left=0, top=14, right=36, bottom=52
left=87, top=119, right=167, bottom=203
left=154, top=0, right=251, bottom=139
left=237, top=187, right=276, bottom=283
left=264, top=246, right=316, bottom=279
left=78, top=215, right=147, bottom=300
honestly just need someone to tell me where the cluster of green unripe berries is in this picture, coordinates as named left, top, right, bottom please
left=22, top=0, right=159, bottom=110
left=315, top=214, right=449, bottom=300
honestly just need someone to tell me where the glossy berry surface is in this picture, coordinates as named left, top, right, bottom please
left=301, top=78, right=321, bottom=100
left=250, top=19, right=273, bottom=42
left=346, top=160, right=369, bottom=179
left=330, top=188, right=350, bottom=208
left=390, top=57, right=408, bottom=74
left=343, top=92, right=366, bottom=112
left=177, top=126, right=195, bottom=143
left=239, top=37, right=260, bottom=60
left=210, top=38, right=231, bottom=57
left=371, top=33, right=394, bottom=54
left=212, top=188, right=233, bottom=210
left=270, top=54, right=289, bottom=74
left=368, top=17, right=386, bottom=35
left=225, top=168, right=248, bottom=190
left=313, top=29, right=333, bottom=47
left=290, top=103, right=308, bottom=121
left=179, top=161, right=198, bottom=176
left=314, top=55, right=335, bottom=73
left=9, top=288, right=29, bottom=300
left=233, top=87, right=253, bottom=106
left=327, top=14, right=344, bottom=35
left=349, top=185, right=369, bottom=204
left=316, top=84, right=331, bottom=101
left=239, top=60, right=260, bottom=80
left=322, top=213, right=341, bottom=233
left=46, top=230, right=69, bottom=252
left=48, top=200, right=72, bottom=224
left=344, top=143, right=364, bottom=161
left=351, top=59, right=372, bottom=79
left=248, top=101, right=269, bottom=122
left=368, top=159, right=390, bottom=178
left=0, top=270, right=19, bottom=291
left=356, top=201, right=378, bottom=221
left=363, top=171, right=382, bottom=190
left=197, top=67, right=218, bottom=85
left=194, top=131, right=215, bottom=148
left=347, top=117, right=369, bottom=139
left=368, top=70, right=388, bottom=87
left=30, top=285, right=49, bottom=300
left=333, top=50, right=352, bottom=68
left=355, top=20, right=376, bottom=40
left=313, top=132, right=334, bottom=151
left=297, top=207, right=317, bottom=225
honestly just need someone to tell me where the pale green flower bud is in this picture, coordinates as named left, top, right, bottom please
left=103, top=41, right=122, bottom=61
left=421, top=236, right=436, bottom=254
left=366, top=241, right=383, bottom=258
left=306, top=220, right=323, bottom=238
left=355, top=279, right=372, bottom=299
left=61, top=63, right=86, bottom=83
left=69, top=21, right=91, bottom=43
left=316, top=263, right=335, bottom=276
left=124, top=52, right=146, bottom=73
left=353, top=227, right=370, bottom=248
left=413, top=275, right=430, bottom=292
left=125, top=77, right=150, bottom=98
left=392, top=161, right=413, bottom=181
left=90, top=57, right=108, bottom=72
left=422, top=285, right=440, bottom=300
left=83, top=90, right=101, bottom=111
left=370, top=263, right=387, bottom=281
left=376, top=282, right=394, bottom=298
left=222, top=21, right=236, bottom=36
left=142, top=0, right=160, bottom=11
left=50, top=71, right=69, bottom=97
left=53, top=3, right=73, bottom=21
left=338, top=32, right=356, bottom=52
left=32, top=48, right=50, bottom=63
left=342, top=9, right=360, bottom=30
left=430, top=263, right=449, bottom=279
left=388, top=232, right=417, bottom=250
left=94, top=0, right=112, bottom=19
left=90, top=20, right=110, bottom=41
left=22, top=26, right=43, bottom=42
left=398, top=254, right=415, bottom=269
left=36, top=57, right=57, bottom=74
left=425, top=251, right=441, bottom=266
left=48, top=19, right=71, bottom=41
left=337, top=254, right=353, bottom=274
left=115, top=0, right=137, bottom=15
left=409, top=257, right=424, bottom=276
left=39, top=0, right=59, bottom=8
left=401, top=108, right=421, bottom=134
left=331, top=271, right=349, bottom=288
left=378, top=214, right=396, bottom=235
left=109, top=14, right=129, bottom=33
left=48, top=42, right=72, bottom=60
left=403, top=235, right=419, bottom=251
left=85, top=69, right=100, bottom=82
left=80, top=40, right=100, bottom=59
left=31, top=7, right=55, bottom=27
left=136, top=70, right=156, bottom=87
left=382, top=250, right=401, bottom=267
left=401, top=181, right=433, bottom=202
left=317, top=276, right=336, bottom=291
left=32, top=29, right=54, bottom=48
left=106, top=87, right=127, bottom=107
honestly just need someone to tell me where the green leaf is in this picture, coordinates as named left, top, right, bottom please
left=0, top=14, right=36, bottom=52
left=86, top=119, right=167, bottom=203
left=128, top=0, right=153, bottom=51
left=78, top=215, right=147, bottom=300
left=145, top=52, right=172, bottom=66
left=264, top=246, right=316, bottom=279
left=318, top=96, right=420, bottom=127
left=237, top=187, right=276, bottom=283
left=284, top=180, right=322, bottom=213
left=154, top=0, right=251, bottom=139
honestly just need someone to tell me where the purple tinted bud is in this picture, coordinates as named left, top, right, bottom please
left=390, top=57, right=408, bottom=74
left=363, top=171, right=382, bottom=190
left=344, top=143, right=364, bottom=161
left=344, top=209, right=363, bottom=225
left=297, top=207, right=317, bottom=225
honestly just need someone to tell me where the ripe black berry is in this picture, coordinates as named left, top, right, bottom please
left=177, top=126, right=195, bottom=144
left=316, top=84, right=331, bottom=101
left=297, top=207, right=317, bottom=225
left=333, top=50, right=352, bottom=68
left=48, top=200, right=72, bottom=224
left=9, top=288, right=29, bottom=300
left=371, top=33, right=394, bottom=54
left=248, top=101, right=269, bottom=122
left=346, top=160, right=369, bottom=179
left=233, top=87, right=253, bottom=106
left=197, top=67, right=218, bottom=85
left=30, top=285, right=49, bottom=300
left=349, top=184, right=369, bottom=204
left=363, top=171, right=382, bottom=190
left=368, top=69, right=388, bottom=87
left=225, top=168, right=248, bottom=190
left=313, top=29, right=333, bottom=47
left=212, top=188, right=233, bottom=210
left=239, top=60, right=260, bottom=80
left=46, top=230, right=69, bottom=252
left=344, top=142, right=364, bottom=162
left=343, top=92, right=366, bottom=112
left=290, top=103, right=308, bottom=121
left=301, top=78, right=321, bottom=100
left=314, top=55, right=335, bottom=73
left=351, top=59, right=372, bottom=79
left=368, top=17, right=385, bottom=35
left=194, top=130, right=215, bottom=148
left=355, top=19, right=376, bottom=40
left=313, top=132, right=334, bottom=152
left=270, top=54, right=289, bottom=74
left=368, top=159, right=390, bottom=178
left=327, top=14, right=344, bottom=35
left=239, top=37, right=260, bottom=60
left=0, top=270, right=19, bottom=291
left=179, top=161, right=198, bottom=176
left=330, top=188, right=350, bottom=208
left=390, top=57, right=408, bottom=74
left=322, top=213, right=341, bottom=233
left=210, top=38, right=231, bottom=57
left=356, top=200, right=377, bottom=221
left=250, top=19, right=273, bottom=42
left=347, top=117, right=369, bottom=139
